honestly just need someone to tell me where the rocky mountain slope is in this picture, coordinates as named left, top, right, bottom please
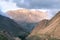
left=26, top=11, right=60, bottom=40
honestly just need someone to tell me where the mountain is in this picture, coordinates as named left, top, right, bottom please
left=0, top=14, right=31, bottom=40
left=26, top=11, right=60, bottom=40
left=7, top=9, right=48, bottom=23
left=7, top=8, right=48, bottom=32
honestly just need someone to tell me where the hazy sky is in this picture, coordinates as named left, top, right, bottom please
left=0, top=0, right=60, bottom=19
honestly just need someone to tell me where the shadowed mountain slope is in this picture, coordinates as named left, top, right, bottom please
left=0, top=15, right=31, bottom=40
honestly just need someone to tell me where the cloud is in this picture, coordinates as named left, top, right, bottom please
left=30, top=0, right=60, bottom=9
left=0, top=0, right=20, bottom=17
left=0, top=0, right=19, bottom=12
left=13, top=0, right=31, bottom=8
left=11, top=0, right=60, bottom=9
left=1, top=0, right=60, bottom=11
left=0, top=9, right=11, bottom=18
left=47, top=9, right=60, bottom=19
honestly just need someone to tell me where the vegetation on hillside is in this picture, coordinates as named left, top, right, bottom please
left=0, top=34, right=8, bottom=40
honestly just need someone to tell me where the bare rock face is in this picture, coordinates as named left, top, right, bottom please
left=26, top=12, right=60, bottom=40
left=7, top=9, right=48, bottom=23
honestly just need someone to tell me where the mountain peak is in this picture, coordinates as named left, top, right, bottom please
left=7, top=9, right=48, bottom=23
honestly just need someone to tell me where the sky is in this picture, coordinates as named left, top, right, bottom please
left=0, top=0, right=60, bottom=19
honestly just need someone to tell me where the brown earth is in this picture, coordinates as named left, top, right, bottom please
left=27, top=11, right=60, bottom=39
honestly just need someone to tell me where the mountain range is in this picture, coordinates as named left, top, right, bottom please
left=0, top=9, right=60, bottom=40
left=0, top=9, right=48, bottom=40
